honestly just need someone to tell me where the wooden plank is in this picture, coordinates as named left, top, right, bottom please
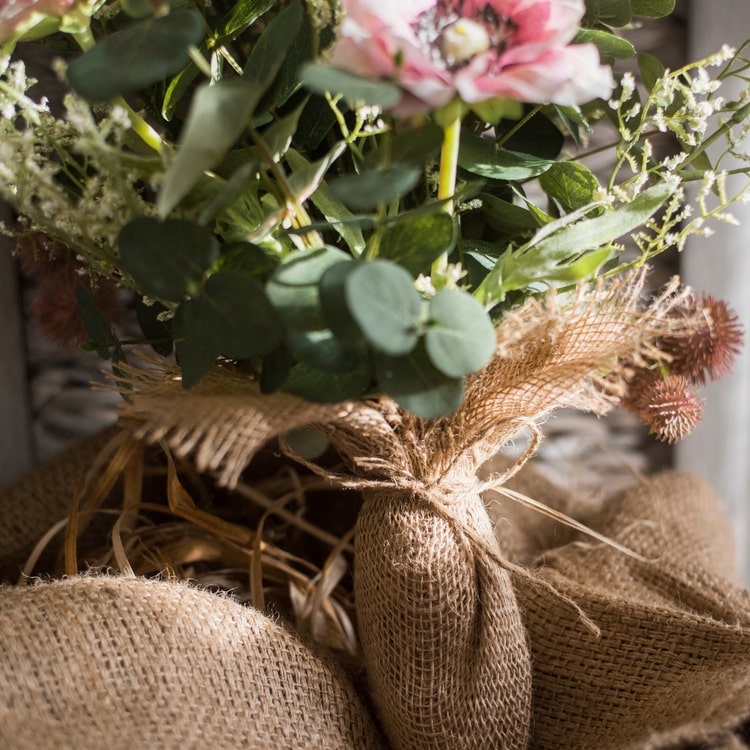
left=0, top=205, right=34, bottom=490
left=676, top=0, right=750, bottom=585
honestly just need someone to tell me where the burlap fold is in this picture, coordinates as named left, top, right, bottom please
left=500, top=470, right=750, bottom=750
left=0, top=575, right=385, bottom=750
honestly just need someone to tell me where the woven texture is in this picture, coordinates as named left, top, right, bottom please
left=0, top=576, right=385, bottom=750
left=0, top=426, right=119, bottom=582
left=1, top=271, right=747, bottom=748
left=505, top=470, right=750, bottom=749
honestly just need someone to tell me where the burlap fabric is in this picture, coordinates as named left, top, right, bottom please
left=0, top=575, right=385, bottom=749
left=0, top=426, right=120, bottom=583
left=495, top=469, right=750, bottom=749
left=2, top=272, right=748, bottom=748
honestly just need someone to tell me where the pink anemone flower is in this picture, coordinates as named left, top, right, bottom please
left=0, top=0, right=77, bottom=43
left=328, top=0, right=615, bottom=115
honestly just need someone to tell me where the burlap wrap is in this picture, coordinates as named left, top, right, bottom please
left=0, top=575, right=386, bottom=749
left=1, top=272, right=748, bottom=748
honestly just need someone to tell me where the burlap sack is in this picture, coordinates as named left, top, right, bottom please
left=0, top=426, right=120, bottom=583
left=495, top=469, right=750, bottom=750
left=0, top=575, right=385, bottom=749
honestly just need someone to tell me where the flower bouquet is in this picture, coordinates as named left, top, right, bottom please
left=2, top=0, right=750, bottom=747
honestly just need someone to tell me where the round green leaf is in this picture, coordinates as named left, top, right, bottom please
left=266, top=246, right=350, bottom=330
left=67, top=9, right=204, bottom=101
left=346, top=260, right=422, bottom=356
left=283, top=360, right=373, bottom=403
left=425, top=289, right=496, bottom=378
left=174, top=269, right=282, bottom=387
left=374, top=346, right=465, bottom=419
left=285, top=328, right=366, bottom=373
left=319, top=261, right=362, bottom=345
left=118, top=217, right=220, bottom=301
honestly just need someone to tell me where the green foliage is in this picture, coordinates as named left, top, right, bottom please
left=374, top=344, right=465, bottom=419
left=5, top=0, right=727, bottom=419
left=68, top=9, right=204, bottom=101
left=346, top=260, right=422, bottom=356
left=301, top=63, right=401, bottom=109
left=118, top=217, right=220, bottom=300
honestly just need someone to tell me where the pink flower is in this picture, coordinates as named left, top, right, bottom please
left=0, top=0, right=76, bottom=44
left=328, top=0, right=614, bottom=115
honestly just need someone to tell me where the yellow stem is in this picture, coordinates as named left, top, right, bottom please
left=432, top=114, right=462, bottom=276
left=72, top=26, right=164, bottom=154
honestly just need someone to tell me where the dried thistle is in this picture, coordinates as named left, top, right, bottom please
left=624, top=372, right=704, bottom=444
left=660, top=293, right=744, bottom=384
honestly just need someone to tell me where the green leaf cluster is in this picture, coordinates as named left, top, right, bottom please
left=52, top=0, right=691, bottom=418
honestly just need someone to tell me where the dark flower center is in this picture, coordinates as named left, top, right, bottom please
left=411, top=1, right=517, bottom=71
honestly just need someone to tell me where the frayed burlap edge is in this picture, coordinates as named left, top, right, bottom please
left=112, top=269, right=694, bottom=489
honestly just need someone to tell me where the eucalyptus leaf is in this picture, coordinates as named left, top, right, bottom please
left=258, top=9, right=313, bottom=110
left=118, top=217, right=220, bottom=300
left=260, top=345, right=293, bottom=393
left=364, top=122, right=444, bottom=169
left=286, top=142, right=347, bottom=205
left=319, top=261, right=363, bottom=345
left=134, top=297, right=174, bottom=356
left=539, top=162, right=601, bottom=212
left=197, top=160, right=261, bottom=227
left=68, top=9, right=204, bottom=101
left=374, top=345, right=465, bottom=419
left=583, top=0, right=631, bottom=27
left=495, top=111, right=564, bottom=160
left=242, top=0, right=303, bottom=88
left=158, top=81, right=263, bottom=217
left=480, top=193, right=541, bottom=235
left=261, top=99, right=308, bottom=160
left=329, top=164, right=422, bottom=210
left=75, top=284, right=121, bottom=359
left=346, top=260, right=422, bottom=356
left=266, top=245, right=351, bottom=330
left=425, top=289, right=496, bottom=377
left=378, top=212, right=456, bottom=276
left=220, top=241, right=279, bottom=279
left=301, top=62, right=401, bottom=109
left=638, top=52, right=666, bottom=93
left=175, top=269, right=282, bottom=387
left=215, top=0, right=275, bottom=44
left=631, top=0, right=674, bottom=18
left=459, top=131, right=554, bottom=181
left=574, top=29, right=635, bottom=60
left=284, top=360, right=373, bottom=402
left=285, top=328, right=366, bottom=372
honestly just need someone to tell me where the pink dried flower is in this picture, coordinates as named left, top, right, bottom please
left=328, top=0, right=614, bottom=115
left=14, top=228, right=68, bottom=278
left=625, top=372, right=703, bottom=444
left=0, top=0, right=76, bottom=43
left=661, top=293, right=744, bottom=385
left=30, top=265, right=120, bottom=349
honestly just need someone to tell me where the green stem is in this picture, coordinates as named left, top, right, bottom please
left=72, top=26, right=164, bottom=154
left=432, top=114, right=462, bottom=277
left=495, top=105, right=542, bottom=151
left=437, top=115, right=461, bottom=210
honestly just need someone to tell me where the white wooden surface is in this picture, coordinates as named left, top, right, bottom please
left=676, top=0, right=750, bottom=584
left=0, top=205, right=33, bottom=490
